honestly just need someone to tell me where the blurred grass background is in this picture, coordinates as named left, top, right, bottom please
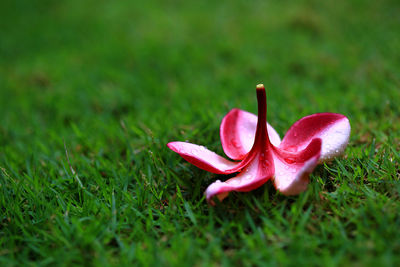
left=0, top=0, right=399, bottom=266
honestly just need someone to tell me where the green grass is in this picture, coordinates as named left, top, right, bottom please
left=1, top=0, right=399, bottom=266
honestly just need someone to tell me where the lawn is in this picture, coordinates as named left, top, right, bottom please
left=1, top=0, right=399, bottom=266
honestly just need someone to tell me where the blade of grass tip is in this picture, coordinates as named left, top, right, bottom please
left=245, top=210, right=257, bottom=232
left=324, top=162, right=338, bottom=173
left=193, top=195, right=206, bottom=209
left=335, top=160, right=350, bottom=178
left=389, top=145, right=399, bottom=159
left=48, top=186, right=67, bottom=211
left=0, top=166, right=12, bottom=182
left=63, top=139, right=84, bottom=189
left=296, top=205, right=312, bottom=234
left=175, top=185, right=185, bottom=215
left=253, top=197, right=267, bottom=214
left=112, top=189, right=116, bottom=230
left=369, top=138, right=376, bottom=160
left=130, top=206, right=146, bottom=220
left=184, top=202, right=197, bottom=226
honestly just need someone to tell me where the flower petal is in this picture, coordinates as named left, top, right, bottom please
left=205, top=152, right=274, bottom=205
left=273, top=138, right=322, bottom=195
left=220, top=109, right=281, bottom=160
left=167, top=141, right=241, bottom=174
left=279, top=113, right=350, bottom=163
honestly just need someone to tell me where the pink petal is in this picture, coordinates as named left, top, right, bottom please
left=273, top=138, right=322, bottom=195
left=167, top=142, right=241, bottom=174
left=220, top=109, right=281, bottom=160
left=279, top=113, right=350, bottom=163
left=205, top=152, right=274, bottom=205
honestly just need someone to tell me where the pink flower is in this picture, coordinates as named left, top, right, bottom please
left=167, top=84, right=350, bottom=205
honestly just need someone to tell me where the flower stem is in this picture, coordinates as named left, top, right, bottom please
left=254, top=84, right=269, bottom=148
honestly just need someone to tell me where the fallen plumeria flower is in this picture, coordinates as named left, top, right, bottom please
left=167, top=84, right=350, bottom=205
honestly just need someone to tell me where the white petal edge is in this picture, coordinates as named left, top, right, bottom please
left=318, top=117, right=351, bottom=162
left=273, top=154, right=320, bottom=196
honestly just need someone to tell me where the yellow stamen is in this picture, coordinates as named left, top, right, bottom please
left=256, top=84, right=265, bottom=90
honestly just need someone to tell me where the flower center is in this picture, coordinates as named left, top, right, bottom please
left=235, top=84, right=273, bottom=169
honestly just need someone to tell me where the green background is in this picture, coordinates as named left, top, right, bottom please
left=1, top=0, right=399, bottom=265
